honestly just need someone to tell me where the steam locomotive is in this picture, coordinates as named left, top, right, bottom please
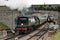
left=15, top=15, right=51, bottom=33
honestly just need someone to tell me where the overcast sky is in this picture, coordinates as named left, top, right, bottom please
left=28, top=0, right=60, bottom=5
left=0, top=0, right=60, bottom=10
left=0, top=0, right=60, bottom=5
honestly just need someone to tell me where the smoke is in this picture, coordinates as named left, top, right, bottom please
left=0, top=0, right=31, bottom=11
left=0, top=0, right=60, bottom=11
left=5, top=0, right=30, bottom=11
left=0, top=0, right=6, bottom=6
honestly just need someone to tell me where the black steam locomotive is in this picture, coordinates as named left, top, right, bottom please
left=15, top=16, right=40, bottom=33
left=15, top=15, right=51, bottom=33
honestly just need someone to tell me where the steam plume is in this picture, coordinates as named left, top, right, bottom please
left=5, top=0, right=30, bottom=11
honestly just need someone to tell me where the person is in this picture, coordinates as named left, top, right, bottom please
left=49, top=21, right=59, bottom=32
left=53, top=22, right=59, bottom=32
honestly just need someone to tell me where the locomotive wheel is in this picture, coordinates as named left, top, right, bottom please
left=25, top=27, right=33, bottom=34
left=33, top=25, right=37, bottom=30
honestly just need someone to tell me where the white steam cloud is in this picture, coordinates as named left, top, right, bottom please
left=0, top=0, right=6, bottom=6
left=0, top=0, right=60, bottom=11
left=5, top=0, right=30, bottom=11
left=0, top=0, right=30, bottom=11
left=6, top=0, right=29, bottom=10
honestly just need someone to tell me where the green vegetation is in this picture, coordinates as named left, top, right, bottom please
left=33, top=5, right=60, bottom=12
left=48, top=30, right=60, bottom=40
left=0, top=22, right=8, bottom=28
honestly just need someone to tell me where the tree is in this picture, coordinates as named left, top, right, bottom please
left=56, top=6, right=60, bottom=12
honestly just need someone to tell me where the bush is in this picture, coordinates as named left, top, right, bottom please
left=0, top=22, right=8, bottom=28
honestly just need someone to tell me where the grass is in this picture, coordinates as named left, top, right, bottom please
left=0, top=22, right=8, bottom=28
left=48, top=30, right=60, bottom=40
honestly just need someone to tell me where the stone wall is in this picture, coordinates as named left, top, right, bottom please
left=0, top=6, right=20, bottom=29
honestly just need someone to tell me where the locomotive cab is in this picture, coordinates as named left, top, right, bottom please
left=15, top=16, right=40, bottom=33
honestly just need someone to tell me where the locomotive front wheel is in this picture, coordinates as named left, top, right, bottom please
left=25, top=27, right=33, bottom=34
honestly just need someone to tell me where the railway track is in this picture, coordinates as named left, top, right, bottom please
left=27, top=28, right=48, bottom=40
left=4, top=32, right=27, bottom=40
left=19, top=23, right=49, bottom=40
left=4, top=32, right=19, bottom=40
left=5, top=29, right=32, bottom=40
left=4, top=21, right=48, bottom=40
